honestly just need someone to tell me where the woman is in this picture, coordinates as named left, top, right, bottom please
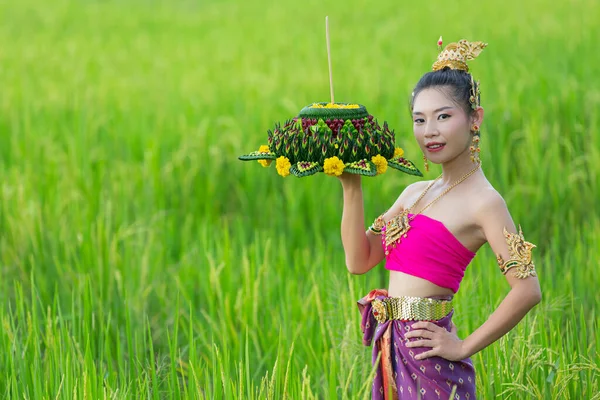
left=338, top=39, right=542, bottom=399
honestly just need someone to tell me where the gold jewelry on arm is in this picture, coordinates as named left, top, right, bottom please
left=496, top=226, right=537, bottom=279
left=368, top=214, right=386, bottom=235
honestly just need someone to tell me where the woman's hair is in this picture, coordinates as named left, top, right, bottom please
left=410, top=67, right=479, bottom=115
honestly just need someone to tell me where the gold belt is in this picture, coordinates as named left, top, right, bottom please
left=371, top=296, right=453, bottom=323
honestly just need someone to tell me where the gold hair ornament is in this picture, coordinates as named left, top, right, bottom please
left=469, top=75, right=481, bottom=110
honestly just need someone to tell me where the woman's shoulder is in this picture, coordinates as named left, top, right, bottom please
left=397, top=179, right=435, bottom=204
left=403, top=179, right=434, bottom=196
left=470, top=182, right=511, bottom=224
left=382, top=180, right=433, bottom=217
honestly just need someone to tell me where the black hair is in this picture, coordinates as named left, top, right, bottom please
left=410, top=67, right=479, bottom=115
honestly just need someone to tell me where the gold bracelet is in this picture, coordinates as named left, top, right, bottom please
left=368, top=214, right=385, bottom=235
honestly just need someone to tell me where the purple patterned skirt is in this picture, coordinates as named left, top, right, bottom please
left=358, top=289, right=476, bottom=399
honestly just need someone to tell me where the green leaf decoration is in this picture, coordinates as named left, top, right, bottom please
left=238, top=151, right=277, bottom=161
left=344, top=159, right=377, bottom=176
left=290, top=161, right=323, bottom=177
left=387, top=157, right=423, bottom=176
left=297, top=103, right=369, bottom=120
left=239, top=103, right=425, bottom=178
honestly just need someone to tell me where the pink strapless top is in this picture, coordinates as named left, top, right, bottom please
left=381, top=213, right=476, bottom=293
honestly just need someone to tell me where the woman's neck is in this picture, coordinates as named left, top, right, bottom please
left=439, top=152, right=481, bottom=186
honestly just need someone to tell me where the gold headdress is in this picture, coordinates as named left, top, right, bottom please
left=431, top=37, right=488, bottom=110
left=432, top=39, right=487, bottom=72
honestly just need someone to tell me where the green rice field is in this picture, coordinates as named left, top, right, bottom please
left=0, top=0, right=598, bottom=398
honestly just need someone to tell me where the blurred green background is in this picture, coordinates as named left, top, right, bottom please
left=0, top=0, right=598, bottom=398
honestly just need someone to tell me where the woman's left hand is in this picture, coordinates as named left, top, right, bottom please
left=404, top=321, right=468, bottom=361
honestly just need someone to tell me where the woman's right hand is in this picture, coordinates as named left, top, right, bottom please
left=337, top=171, right=362, bottom=188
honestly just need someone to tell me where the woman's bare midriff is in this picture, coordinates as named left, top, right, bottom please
left=387, top=271, right=455, bottom=298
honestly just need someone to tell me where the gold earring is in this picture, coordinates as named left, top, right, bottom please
left=423, top=154, right=430, bottom=172
left=470, top=125, right=481, bottom=163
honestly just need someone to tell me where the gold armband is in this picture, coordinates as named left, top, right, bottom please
left=496, top=226, right=537, bottom=279
left=368, top=214, right=386, bottom=235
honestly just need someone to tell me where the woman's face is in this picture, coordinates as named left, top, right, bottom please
left=412, top=87, right=482, bottom=165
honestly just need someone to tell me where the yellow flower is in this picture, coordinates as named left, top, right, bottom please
left=394, top=147, right=404, bottom=158
left=372, top=154, right=388, bottom=175
left=323, top=156, right=345, bottom=176
left=257, top=145, right=272, bottom=167
left=276, top=156, right=291, bottom=177
left=310, top=103, right=360, bottom=109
